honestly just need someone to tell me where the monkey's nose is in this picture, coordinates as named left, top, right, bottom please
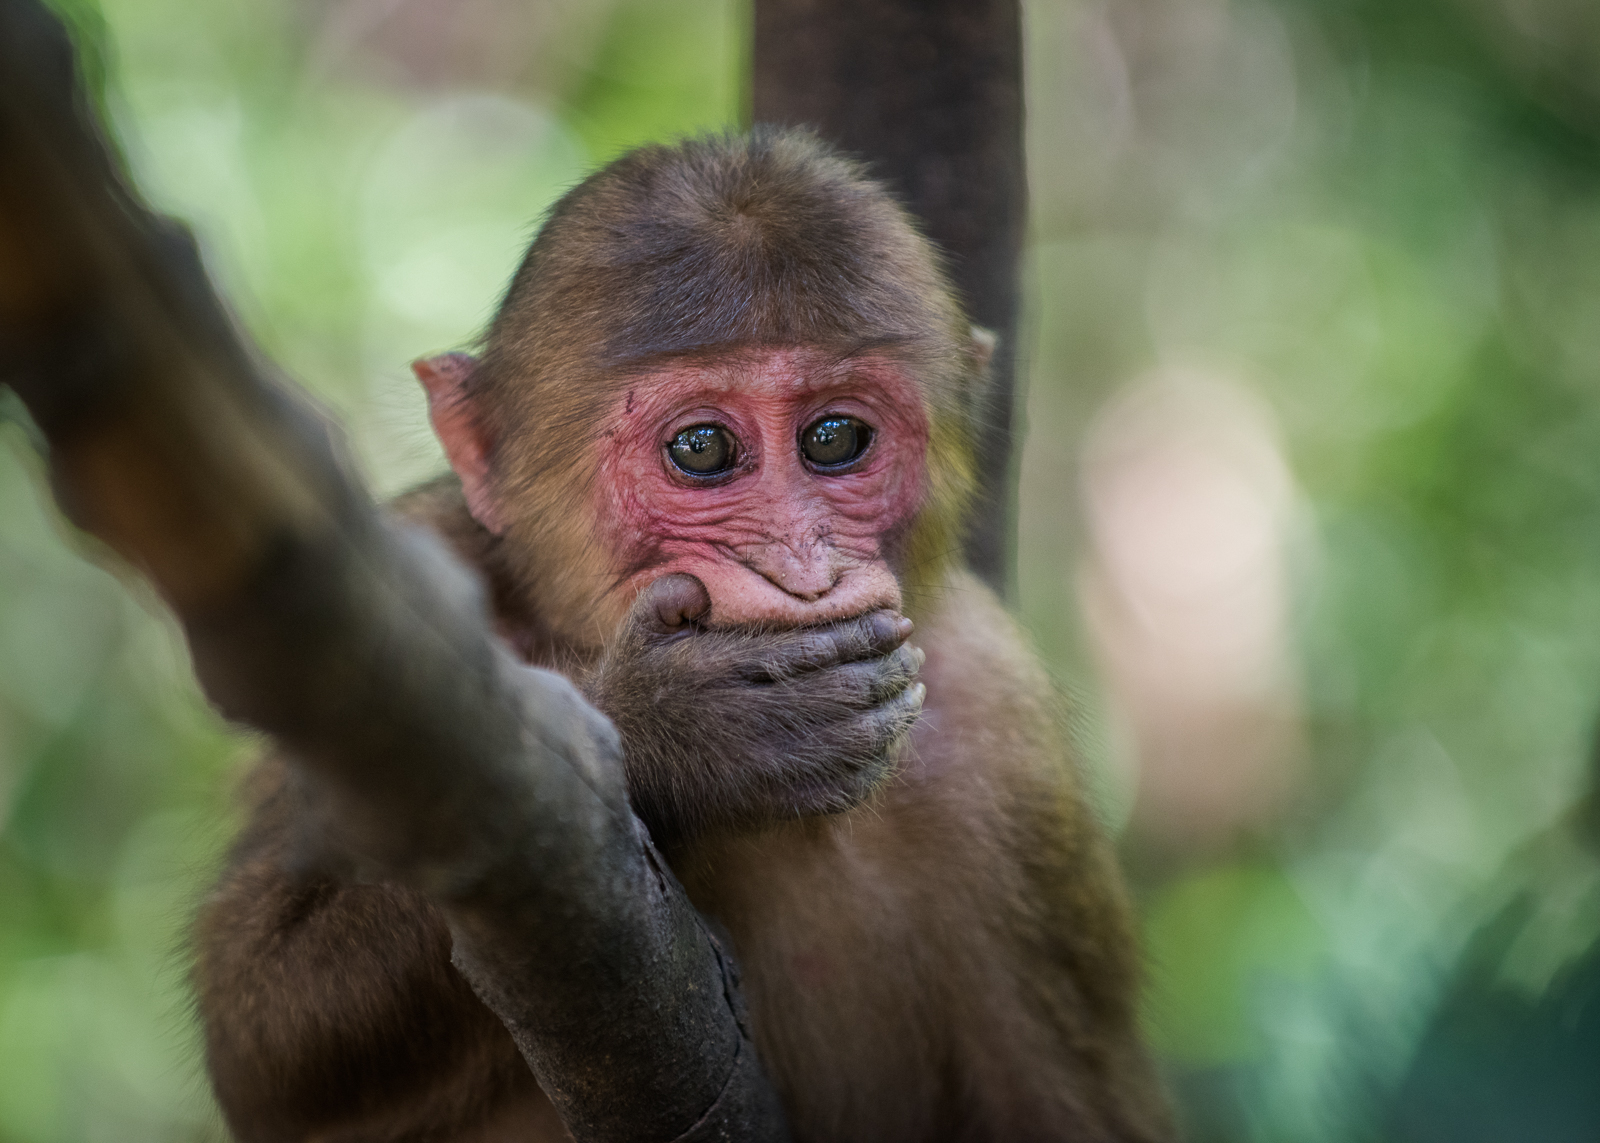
left=741, top=542, right=841, bottom=601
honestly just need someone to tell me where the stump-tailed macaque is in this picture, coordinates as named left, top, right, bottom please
left=195, top=130, right=1170, bottom=1143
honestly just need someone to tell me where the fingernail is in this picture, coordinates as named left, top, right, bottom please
left=894, top=616, right=914, bottom=639
left=871, top=613, right=905, bottom=642
left=912, top=646, right=926, bottom=669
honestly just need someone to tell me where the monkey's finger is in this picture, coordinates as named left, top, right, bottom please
left=859, top=680, right=926, bottom=748
left=752, top=611, right=913, bottom=678
left=867, top=644, right=924, bottom=701
left=792, top=675, right=925, bottom=767
left=789, top=643, right=921, bottom=706
left=629, top=574, right=712, bottom=637
left=807, top=680, right=924, bottom=796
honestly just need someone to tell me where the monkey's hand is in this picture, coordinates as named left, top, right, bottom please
left=584, top=574, right=925, bottom=847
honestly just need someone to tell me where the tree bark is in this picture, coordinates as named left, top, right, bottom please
left=752, top=0, right=1026, bottom=598
left=0, top=2, right=788, bottom=1139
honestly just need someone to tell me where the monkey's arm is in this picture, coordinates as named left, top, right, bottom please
left=0, top=8, right=786, bottom=1141
left=583, top=575, right=926, bottom=848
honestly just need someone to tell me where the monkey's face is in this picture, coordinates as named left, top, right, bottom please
left=592, top=347, right=930, bottom=629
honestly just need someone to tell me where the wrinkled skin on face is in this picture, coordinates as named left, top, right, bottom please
left=592, top=348, right=931, bottom=629
left=415, top=345, right=934, bottom=840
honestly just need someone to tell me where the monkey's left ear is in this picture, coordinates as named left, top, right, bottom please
left=963, top=325, right=999, bottom=433
left=412, top=353, right=506, bottom=535
left=968, top=325, right=997, bottom=377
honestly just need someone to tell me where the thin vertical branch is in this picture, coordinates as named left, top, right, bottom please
left=753, top=0, right=1026, bottom=597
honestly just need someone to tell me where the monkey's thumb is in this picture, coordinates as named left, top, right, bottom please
left=634, top=573, right=711, bottom=635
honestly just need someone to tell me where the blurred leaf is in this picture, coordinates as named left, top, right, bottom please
left=1144, top=861, right=1326, bottom=1065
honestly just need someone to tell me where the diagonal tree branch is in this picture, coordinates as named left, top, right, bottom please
left=0, top=2, right=787, bottom=1139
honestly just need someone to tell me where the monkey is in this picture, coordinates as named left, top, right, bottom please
left=193, top=129, right=1171, bottom=1143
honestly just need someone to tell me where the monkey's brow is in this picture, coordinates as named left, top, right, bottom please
left=837, top=336, right=917, bottom=360
left=605, top=337, right=917, bottom=378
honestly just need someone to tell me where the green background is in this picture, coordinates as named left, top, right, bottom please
left=3, top=0, right=1599, bottom=1138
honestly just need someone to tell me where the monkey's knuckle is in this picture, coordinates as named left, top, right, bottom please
left=820, top=658, right=880, bottom=700
left=869, top=666, right=913, bottom=703
left=789, top=624, right=867, bottom=671
left=861, top=697, right=921, bottom=750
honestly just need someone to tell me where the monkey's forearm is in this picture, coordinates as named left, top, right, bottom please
left=0, top=7, right=785, bottom=1140
left=185, top=525, right=787, bottom=1143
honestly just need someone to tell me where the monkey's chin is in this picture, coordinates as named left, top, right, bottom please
left=646, top=561, right=904, bottom=630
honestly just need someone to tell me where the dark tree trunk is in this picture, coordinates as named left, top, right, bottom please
left=752, top=0, right=1026, bottom=598
left=0, top=2, right=787, bottom=1139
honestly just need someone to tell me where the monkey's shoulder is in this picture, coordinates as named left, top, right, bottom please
left=909, top=568, right=1073, bottom=778
left=388, top=476, right=561, bottom=664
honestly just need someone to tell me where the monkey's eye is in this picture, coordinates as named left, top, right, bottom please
left=667, top=424, right=738, bottom=477
left=800, top=416, right=873, bottom=470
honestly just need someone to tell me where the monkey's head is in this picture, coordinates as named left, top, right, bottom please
left=415, top=130, right=987, bottom=646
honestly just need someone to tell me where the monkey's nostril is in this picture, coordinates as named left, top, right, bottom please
left=756, top=568, right=839, bottom=602
left=741, top=542, right=842, bottom=601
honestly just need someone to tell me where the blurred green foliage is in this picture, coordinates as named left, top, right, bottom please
left=2, top=0, right=1599, bottom=1140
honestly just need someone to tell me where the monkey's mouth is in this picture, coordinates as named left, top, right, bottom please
left=629, top=555, right=903, bottom=631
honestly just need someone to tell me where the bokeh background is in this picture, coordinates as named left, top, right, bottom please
left=3, top=0, right=1600, bottom=1139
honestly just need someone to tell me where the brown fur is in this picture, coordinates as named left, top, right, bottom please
left=195, top=750, right=558, bottom=1143
left=194, top=131, right=1168, bottom=1142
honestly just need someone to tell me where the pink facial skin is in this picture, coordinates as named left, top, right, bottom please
left=594, top=348, right=931, bottom=628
